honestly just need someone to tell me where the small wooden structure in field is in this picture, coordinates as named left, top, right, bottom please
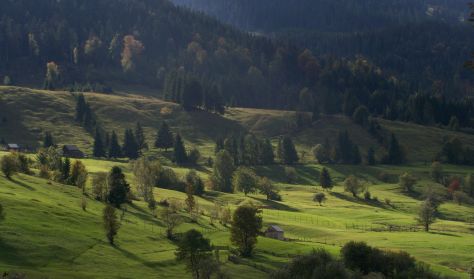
left=62, top=145, right=85, bottom=158
left=265, top=225, right=285, bottom=240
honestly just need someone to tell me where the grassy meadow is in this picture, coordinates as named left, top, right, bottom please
left=0, top=86, right=474, bottom=278
left=0, top=152, right=473, bottom=278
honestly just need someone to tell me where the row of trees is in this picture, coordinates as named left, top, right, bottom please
left=93, top=127, right=144, bottom=160
left=215, top=134, right=275, bottom=166
left=163, top=71, right=225, bottom=113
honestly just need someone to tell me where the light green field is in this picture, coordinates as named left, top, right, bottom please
left=1, top=86, right=474, bottom=278
left=1, top=152, right=473, bottom=278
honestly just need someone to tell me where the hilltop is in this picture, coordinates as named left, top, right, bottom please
left=1, top=86, right=473, bottom=163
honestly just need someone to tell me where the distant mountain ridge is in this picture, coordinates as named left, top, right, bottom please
left=170, top=0, right=468, bottom=33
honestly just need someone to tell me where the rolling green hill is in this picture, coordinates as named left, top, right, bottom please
left=1, top=86, right=473, bottom=163
left=0, top=152, right=473, bottom=278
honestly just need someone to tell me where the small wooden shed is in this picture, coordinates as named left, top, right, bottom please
left=6, top=143, right=20, bottom=152
left=62, top=145, right=85, bottom=158
left=265, top=225, right=285, bottom=240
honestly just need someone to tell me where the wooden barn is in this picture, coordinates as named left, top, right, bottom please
left=62, top=145, right=85, bottom=158
left=6, top=143, right=21, bottom=152
left=265, top=225, right=285, bottom=240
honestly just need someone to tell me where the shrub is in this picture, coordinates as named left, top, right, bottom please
left=452, top=191, right=473, bottom=205
left=399, top=172, right=417, bottom=192
left=313, top=193, right=326, bottom=206
left=343, top=175, right=364, bottom=197
left=157, top=167, right=183, bottom=191
left=187, top=148, right=201, bottom=166
left=1, top=153, right=19, bottom=179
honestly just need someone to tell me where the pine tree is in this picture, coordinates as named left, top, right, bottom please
left=75, top=94, right=87, bottom=122
left=387, top=133, right=404, bottom=165
left=61, top=157, right=71, bottom=182
left=276, top=137, right=284, bottom=163
left=281, top=136, right=299, bottom=164
left=122, top=129, right=139, bottom=159
left=155, top=121, right=174, bottom=151
left=259, top=139, right=275, bottom=165
left=105, top=132, right=111, bottom=151
left=173, top=133, right=188, bottom=165
left=43, top=132, right=54, bottom=148
left=93, top=129, right=106, bottom=158
left=83, top=106, right=94, bottom=132
left=108, top=131, right=121, bottom=158
left=135, top=122, right=147, bottom=152
left=107, top=166, right=130, bottom=208
left=320, top=167, right=333, bottom=190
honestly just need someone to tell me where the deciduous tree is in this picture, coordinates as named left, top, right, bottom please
left=211, top=150, right=235, bottom=193
left=230, top=205, right=262, bottom=257
left=417, top=200, right=437, bottom=232
left=176, top=229, right=214, bottom=279
left=103, top=204, right=120, bottom=245
left=344, top=175, right=364, bottom=197
left=232, top=167, right=258, bottom=196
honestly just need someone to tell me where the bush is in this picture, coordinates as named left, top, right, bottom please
left=313, top=193, right=326, bottom=206
left=157, top=167, right=185, bottom=192
left=185, top=170, right=205, bottom=196
left=1, top=153, right=19, bottom=179
left=311, top=144, right=329, bottom=163
left=272, top=249, right=350, bottom=279
left=343, top=175, right=364, bottom=197
left=452, top=191, right=473, bottom=205
left=399, top=172, right=417, bottom=192
left=187, top=148, right=201, bottom=166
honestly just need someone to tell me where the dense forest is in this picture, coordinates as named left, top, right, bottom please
left=171, top=0, right=468, bottom=32
left=1, top=0, right=473, bottom=127
left=172, top=0, right=474, bottom=99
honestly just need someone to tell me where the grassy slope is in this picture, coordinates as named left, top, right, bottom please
left=1, top=86, right=474, bottom=277
left=2, top=86, right=474, bottom=162
left=1, top=153, right=474, bottom=278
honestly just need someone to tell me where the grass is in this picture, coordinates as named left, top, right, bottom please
left=1, top=154, right=474, bottom=278
left=1, top=86, right=474, bottom=278
left=2, top=86, right=474, bottom=162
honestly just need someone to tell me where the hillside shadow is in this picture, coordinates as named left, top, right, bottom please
left=330, top=192, right=388, bottom=210
left=113, top=245, right=175, bottom=268
left=256, top=164, right=320, bottom=186
left=183, top=110, right=246, bottom=145
left=126, top=203, right=164, bottom=226
left=429, top=231, right=460, bottom=237
left=0, top=238, right=35, bottom=266
left=11, top=178, right=35, bottom=191
left=252, top=197, right=300, bottom=212
left=0, top=100, right=38, bottom=148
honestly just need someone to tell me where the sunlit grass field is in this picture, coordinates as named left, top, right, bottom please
left=1, top=152, right=473, bottom=278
